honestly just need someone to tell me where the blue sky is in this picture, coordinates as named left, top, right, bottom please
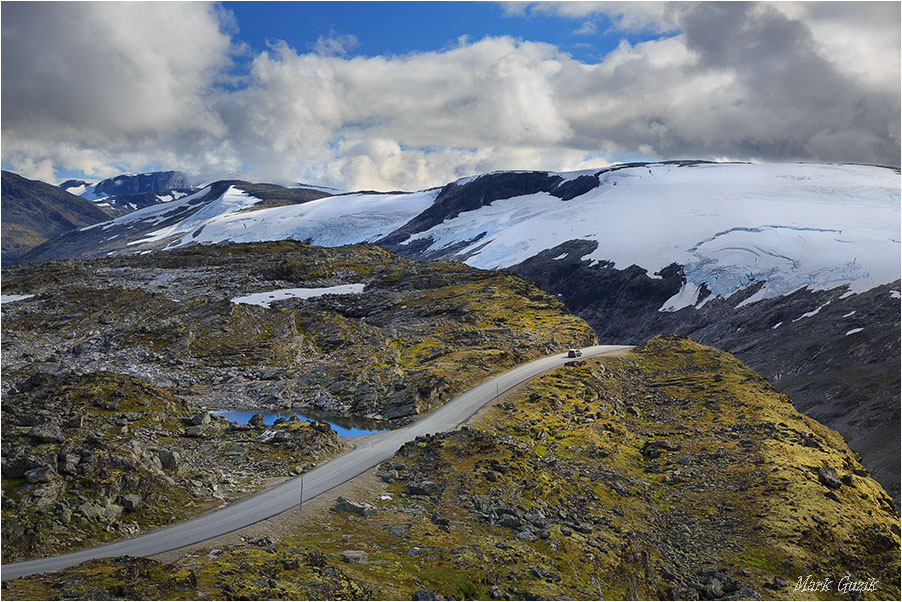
left=227, top=2, right=665, bottom=63
left=2, top=2, right=899, bottom=189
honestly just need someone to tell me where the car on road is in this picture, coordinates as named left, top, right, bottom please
left=567, top=348, right=582, bottom=358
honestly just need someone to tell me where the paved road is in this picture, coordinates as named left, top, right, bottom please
left=2, top=345, right=630, bottom=580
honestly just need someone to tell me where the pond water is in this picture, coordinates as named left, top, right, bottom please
left=212, top=408, right=391, bottom=438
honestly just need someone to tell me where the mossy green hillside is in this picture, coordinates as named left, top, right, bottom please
left=8, top=336, right=896, bottom=600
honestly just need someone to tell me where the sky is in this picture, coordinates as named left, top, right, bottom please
left=1, top=1, right=899, bottom=190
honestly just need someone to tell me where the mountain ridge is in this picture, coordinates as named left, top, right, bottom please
left=0, top=171, right=111, bottom=264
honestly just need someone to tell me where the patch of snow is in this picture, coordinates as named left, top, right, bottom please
left=86, top=185, right=211, bottom=234
left=891, top=290, right=901, bottom=299
left=0, top=294, right=35, bottom=304
left=552, top=253, right=568, bottom=260
left=231, top=284, right=366, bottom=308
left=839, top=290, right=856, bottom=299
left=842, top=311, right=856, bottom=318
left=78, top=183, right=107, bottom=202
left=792, top=301, right=830, bottom=322
left=659, top=282, right=701, bottom=312
left=846, top=328, right=864, bottom=336
left=772, top=321, right=782, bottom=329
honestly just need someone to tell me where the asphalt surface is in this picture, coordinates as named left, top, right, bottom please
left=2, top=345, right=630, bottom=580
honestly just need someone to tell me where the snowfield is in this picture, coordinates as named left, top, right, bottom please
left=401, top=163, right=900, bottom=307
left=169, top=189, right=438, bottom=249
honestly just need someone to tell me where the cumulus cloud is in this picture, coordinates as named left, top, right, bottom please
left=1, top=2, right=899, bottom=190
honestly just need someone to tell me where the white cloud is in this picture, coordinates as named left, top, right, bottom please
left=312, top=31, right=361, bottom=56
left=573, top=20, right=599, bottom=36
left=509, top=2, right=679, bottom=33
left=1, top=2, right=899, bottom=191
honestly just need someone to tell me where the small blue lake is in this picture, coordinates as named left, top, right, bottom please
left=212, top=408, right=390, bottom=438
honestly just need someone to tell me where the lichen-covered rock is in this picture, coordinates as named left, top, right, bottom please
left=341, top=550, right=369, bottom=564
left=333, top=496, right=377, bottom=517
left=818, top=465, right=843, bottom=489
left=404, top=480, right=442, bottom=496
left=28, top=422, right=63, bottom=443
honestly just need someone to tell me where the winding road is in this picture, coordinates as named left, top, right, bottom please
left=2, top=345, right=630, bottom=580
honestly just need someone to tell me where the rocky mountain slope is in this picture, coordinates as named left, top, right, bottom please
left=1, top=171, right=111, bottom=264
left=5, top=336, right=897, bottom=600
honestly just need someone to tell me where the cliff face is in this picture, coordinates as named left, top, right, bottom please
left=7, top=336, right=896, bottom=600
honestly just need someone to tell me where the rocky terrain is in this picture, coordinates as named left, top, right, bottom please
left=59, top=171, right=198, bottom=218
left=1, top=240, right=595, bottom=561
left=5, top=336, right=897, bottom=600
left=1, top=370, right=343, bottom=563
left=1, top=241, right=595, bottom=421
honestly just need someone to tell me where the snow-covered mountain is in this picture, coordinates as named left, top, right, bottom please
left=30, top=161, right=901, bottom=305
left=384, top=161, right=899, bottom=304
left=59, top=170, right=195, bottom=217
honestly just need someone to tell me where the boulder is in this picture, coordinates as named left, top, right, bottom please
left=121, top=493, right=142, bottom=512
left=76, top=502, right=103, bottom=520
left=153, top=449, right=181, bottom=471
left=225, top=443, right=248, bottom=458
left=2, top=457, right=27, bottom=479
left=497, top=514, right=522, bottom=529
left=641, top=439, right=679, bottom=459
left=332, top=496, right=377, bottom=517
left=28, top=422, right=63, bottom=443
left=249, top=413, right=266, bottom=427
left=58, top=452, right=80, bottom=475
left=183, top=425, right=206, bottom=438
left=25, top=465, right=56, bottom=484
left=56, top=504, right=72, bottom=525
left=190, top=412, right=211, bottom=426
left=341, top=550, right=369, bottom=564
left=818, top=465, right=843, bottom=489
left=404, top=480, right=442, bottom=496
